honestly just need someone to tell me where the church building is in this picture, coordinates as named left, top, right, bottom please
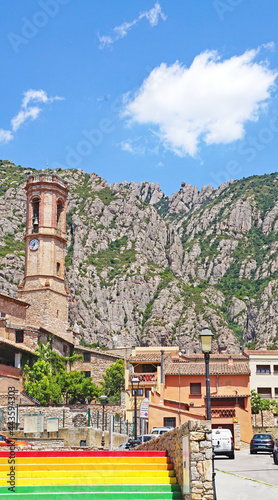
left=0, top=172, right=122, bottom=394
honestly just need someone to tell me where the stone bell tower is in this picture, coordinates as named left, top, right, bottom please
left=18, top=172, right=70, bottom=340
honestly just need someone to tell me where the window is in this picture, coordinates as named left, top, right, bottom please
left=32, top=198, right=39, bottom=233
left=275, top=388, right=278, bottom=399
left=190, top=383, right=201, bottom=395
left=83, top=352, right=90, bottom=362
left=132, top=388, right=143, bottom=396
left=57, top=262, right=61, bottom=276
left=0, top=312, right=5, bottom=318
left=257, top=387, right=272, bottom=398
left=164, top=417, right=176, bottom=428
left=256, top=365, right=271, bottom=374
left=84, top=371, right=91, bottom=378
left=57, top=200, right=64, bottom=227
left=145, top=389, right=151, bottom=398
left=274, top=365, right=278, bottom=375
left=15, top=330, right=24, bottom=343
left=63, top=345, right=68, bottom=356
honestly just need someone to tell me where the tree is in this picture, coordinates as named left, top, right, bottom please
left=23, top=341, right=100, bottom=405
left=250, top=390, right=278, bottom=428
left=100, top=359, right=125, bottom=404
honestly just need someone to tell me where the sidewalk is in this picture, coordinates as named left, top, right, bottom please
left=215, top=470, right=278, bottom=500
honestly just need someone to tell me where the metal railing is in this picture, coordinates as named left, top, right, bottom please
left=211, top=408, right=236, bottom=418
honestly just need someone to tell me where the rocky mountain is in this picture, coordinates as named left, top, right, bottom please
left=1, top=159, right=278, bottom=353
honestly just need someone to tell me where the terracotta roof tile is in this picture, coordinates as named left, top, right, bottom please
left=244, top=350, right=278, bottom=355
left=129, top=353, right=167, bottom=363
left=166, top=362, right=250, bottom=375
left=183, top=354, right=246, bottom=360
left=0, top=338, right=35, bottom=354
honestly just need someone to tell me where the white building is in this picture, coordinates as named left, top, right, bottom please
left=244, top=350, right=278, bottom=400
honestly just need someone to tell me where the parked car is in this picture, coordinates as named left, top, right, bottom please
left=118, top=434, right=155, bottom=449
left=273, top=439, right=278, bottom=465
left=137, top=434, right=156, bottom=444
left=250, top=433, right=275, bottom=454
left=150, top=427, right=173, bottom=436
left=0, top=433, right=33, bottom=448
left=212, top=428, right=234, bottom=459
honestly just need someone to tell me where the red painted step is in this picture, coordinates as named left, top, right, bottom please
left=0, top=450, right=167, bottom=458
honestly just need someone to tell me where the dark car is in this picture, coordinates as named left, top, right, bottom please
left=250, top=433, right=274, bottom=454
left=273, top=440, right=278, bottom=465
left=118, top=434, right=155, bottom=449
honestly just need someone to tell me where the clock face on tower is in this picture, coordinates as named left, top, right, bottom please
left=29, top=238, right=39, bottom=251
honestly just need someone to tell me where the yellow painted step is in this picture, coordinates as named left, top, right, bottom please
left=0, top=477, right=177, bottom=486
left=0, top=469, right=175, bottom=478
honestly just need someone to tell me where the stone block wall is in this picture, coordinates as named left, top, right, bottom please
left=252, top=410, right=276, bottom=428
left=252, top=426, right=278, bottom=439
left=0, top=402, right=124, bottom=433
left=74, top=350, right=123, bottom=385
left=137, top=420, right=213, bottom=500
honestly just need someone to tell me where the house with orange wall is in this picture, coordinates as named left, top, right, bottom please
left=125, top=347, right=253, bottom=447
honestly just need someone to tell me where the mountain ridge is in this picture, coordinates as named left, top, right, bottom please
left=1, top=159, right=278, bottom=353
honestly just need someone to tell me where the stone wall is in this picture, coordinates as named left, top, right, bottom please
left=253, top=426, right=278, bottom=439
left=0, top=402, right=124, bottom=433
left=252, top=410, right=276, bottom=427
left=137, top=420, right=213, bottom=500
left=74, top=349, right=123, bottom=385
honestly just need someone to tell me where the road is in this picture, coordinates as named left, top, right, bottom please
left=214, top=449, right=278, bottom=499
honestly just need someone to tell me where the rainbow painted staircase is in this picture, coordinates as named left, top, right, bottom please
left=0, top=450, right=183, bottom=499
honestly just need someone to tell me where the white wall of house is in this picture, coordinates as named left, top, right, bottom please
left=248, top=351, right=278, bottom=399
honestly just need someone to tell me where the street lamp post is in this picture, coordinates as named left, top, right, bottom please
left=100, top=395, right=108, bottom=448
left=200, top=327, right=213, bottom=420
left=200, top=327, right=217, bottom=500
left=131, top=377, right=140, bottom=441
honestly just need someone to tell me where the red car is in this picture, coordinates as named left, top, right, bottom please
left=0, top=433, right=33, bottom=448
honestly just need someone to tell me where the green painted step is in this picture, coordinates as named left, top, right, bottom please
left=0, top=484, right=183, bottom=500
left=0, top=493, right=182, bottom=500
left=0, top=484, right=181, bottom=493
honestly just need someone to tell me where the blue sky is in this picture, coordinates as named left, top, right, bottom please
left=1, top=1, right=278, bottom=195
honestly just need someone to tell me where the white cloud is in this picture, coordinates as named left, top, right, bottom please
left=121, top=138, right=146, bottom=155
left=0, top=89, right=63, bottom=143
left=143, top=2, right=167, bottom=26
left=11, top=89, right=63, bottom=132
left=123, top=46, right=278, bottom=157
left=98, top=2, right=166, bottom=48
left=11, top=107, right=41, bottom=132
left=0, top=129, right=13, bottom=144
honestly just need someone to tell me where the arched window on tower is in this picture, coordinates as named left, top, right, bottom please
left=32, top=198, right=40, bottom=233
left=57, top=200, right=64, bottom=230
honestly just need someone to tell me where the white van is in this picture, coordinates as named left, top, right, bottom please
left=212, top=428, right=234, bottom=459
left=150, top=427, right=173, bottom=436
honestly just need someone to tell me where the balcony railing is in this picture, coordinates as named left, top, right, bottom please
left=211, top=408, right=236, bottom=418
left=129, top=372, right=157, bottom=384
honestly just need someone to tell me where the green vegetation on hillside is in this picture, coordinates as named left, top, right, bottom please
left=86, top=236, right=136, bottom=283
left=142, top=267, right=175, bottom=326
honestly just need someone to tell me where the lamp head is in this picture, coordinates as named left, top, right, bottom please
left=200, top=327, right=213, bottom=354
left=100, top=394, right=108, bottom=405
left=131, top=376, right=140, bottom=391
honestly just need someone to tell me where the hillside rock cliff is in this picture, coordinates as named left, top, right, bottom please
left=1, top=160, right=278, bottom=353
